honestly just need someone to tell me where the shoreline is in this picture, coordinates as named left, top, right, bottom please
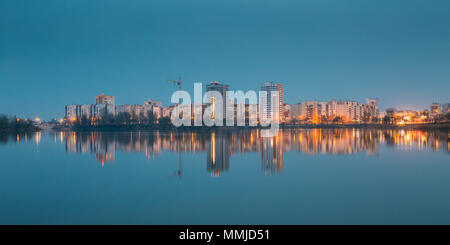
left=50, top=122, right=450, bottom=132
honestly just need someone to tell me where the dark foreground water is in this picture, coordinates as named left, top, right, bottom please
left=0, top=128, right=449, bottom=224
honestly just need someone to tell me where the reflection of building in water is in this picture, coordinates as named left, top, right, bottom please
left=260, top=134, right=284, bottom=176
left=381, top=129, right=449, bottom=153
left=207, top=132, right=230, bottom=177
left=59, top=128, right=448, bottom=174
left=64, top=132, right=116, bottom=166
left=287, top=129, right=380, bottom=156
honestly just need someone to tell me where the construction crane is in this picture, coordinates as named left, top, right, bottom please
left=169, top=133, right=183, bottom=180
left=174, top=148, right=182, bottom=180
left=169, top=76, right=182, bottom=90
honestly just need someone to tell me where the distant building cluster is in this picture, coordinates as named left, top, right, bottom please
left=65, top=93, right=163, bottom=124
left=64, top=82, right=449, bottom=125
left=288, top=98, right=379, bottom=124
left=64, top=81, right=286, bottom=125
left=379, top=102, right=450, bottom=125
left=430, top=103, right=450, bottom=119
left=66, top=93, right=116, bottom=122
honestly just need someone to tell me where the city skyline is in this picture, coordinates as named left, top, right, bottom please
left=6, top=80, right=450, bottom=122
left=61, top=90, right=448, bottom=127
left=1, top=0, right=450, bottom=120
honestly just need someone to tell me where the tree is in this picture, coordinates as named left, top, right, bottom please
left=159, top=116, right=171, bottom=125
left=80, top=115, right=90, bottom=127
left=7, top=116, right=37, bottom=132
left=332, top=116, right=342, bottom=124
left=100, top=114, right=114, bottom=125
left=146, top=110, right=155, bottom=125
left=383, top=115, right=392, bottom=125
left=138, top=111, right=146, bottom=124
left=116, top=112, right=131, bottom=125
left=362, top=111, right=371, bottom=123
left=0, top=114, right=9, bottom=130
left=384, top=108, right=395, bottom=125
left=290, top=117, right=299, bottom=125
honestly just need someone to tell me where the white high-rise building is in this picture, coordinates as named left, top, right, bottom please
left=80, top=105, right=94, bottom=118
left=65, top=105, right=79, bottom=121
left=95, top=93, right=115, bottom=116
left=117, top=104, right=132, bottom=115
left=260, top=81, right=284, bottom=122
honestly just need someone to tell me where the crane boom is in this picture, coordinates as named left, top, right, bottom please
left=168, top=76, right=182, bottom=90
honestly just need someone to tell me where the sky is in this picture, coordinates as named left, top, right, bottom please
left=1, top=0, right=449, bottom=120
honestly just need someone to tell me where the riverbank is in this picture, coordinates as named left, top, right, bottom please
left=0, top=123, right=40, bottom=133
left=52, top=122, right=450, bottom=132
left=281, top=122, right=450, bottom=131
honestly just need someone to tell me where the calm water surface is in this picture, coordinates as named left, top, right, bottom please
left=0, top=128, right=449, bottom=224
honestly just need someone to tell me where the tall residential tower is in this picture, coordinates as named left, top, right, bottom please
left=260, top=81, right=284, bottom=122
left=206, top=81, right=230, bottom=120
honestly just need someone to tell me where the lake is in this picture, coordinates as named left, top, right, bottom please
left=0, top=128, right=449, bottom=224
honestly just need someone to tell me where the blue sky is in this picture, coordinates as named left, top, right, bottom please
left=1, top=0, right=449, bottom=120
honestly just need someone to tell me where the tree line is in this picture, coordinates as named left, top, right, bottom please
left=71, top=111, right=171, bottom=127
left=0, top=114, right=39, bottom=133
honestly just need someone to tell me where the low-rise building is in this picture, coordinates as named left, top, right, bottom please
left=430, top=103, right=441, bottom=119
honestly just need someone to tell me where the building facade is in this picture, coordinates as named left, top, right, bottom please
left=430, top=103, right=442, bottom=119
left=288, top=98, right=379, bottom=123
left=95, top=93, right=115, bottom=117
left=206, top=81, right=230, bottom=120
left=366, top=98, right=379, bottom=120
left=260, top=81, right=284, bottom=122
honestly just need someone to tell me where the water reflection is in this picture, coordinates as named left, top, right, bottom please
left=65, top=129, right=450, bottom=175
left=2, top=129, right=449, bottom=177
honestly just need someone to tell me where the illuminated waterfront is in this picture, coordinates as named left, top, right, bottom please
left=0, top=128, right=449, bottom=224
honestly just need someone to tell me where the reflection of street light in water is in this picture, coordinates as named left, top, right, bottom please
left=35, top=132, right=41, bottom=146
